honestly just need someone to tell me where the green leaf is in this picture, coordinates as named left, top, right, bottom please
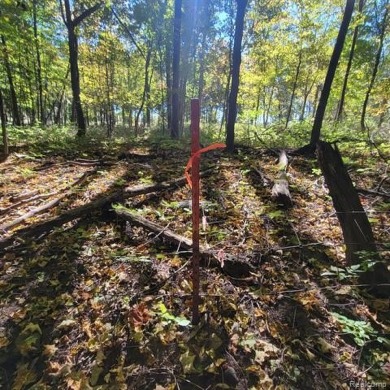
left=175, top=317, right=191, bottom=327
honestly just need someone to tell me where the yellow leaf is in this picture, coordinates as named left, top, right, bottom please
left=23, top=323, right=42, bottom=334
left=43, top=344, right=58, bottom=357
left=13, top=363, right=37, bottom=390
left=305, top=348, right=316, bottom=361
left=57, top=319, right=77, bottom=329
left=179, top=350, right=197, bottom=374
left=0, top=336, right=10, bottom=348
left=317, top=337, right=334, bottom=353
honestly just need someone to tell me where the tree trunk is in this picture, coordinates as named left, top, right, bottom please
left=64, top=8, right=86, bottom=134
left=1, top=35, right=21, bottom=126
left=317, top=141, right=376, bottom=263
left=317, top=141, right=390, bottom=297
left=285, top=49, right=302, bottom=129
left=136, top=48, right=152, bottom=133
left=104, top=59, right=113, bottom=137
left=33, top=0, right=44, bottom=125
left=308, top=0, right=355, bottom=149
left=171, top=0, right=182, bottom=139
left=300, top=79, right=315, bottom=121
left=336, top=0, right=365, bottom=122
left=0, top=89, right=9, bottom=158
left=226, top=0, right=248, bottom=152
left=61, top=0, right=102, bottom=137
left=360, top=3, right=388, bottom=130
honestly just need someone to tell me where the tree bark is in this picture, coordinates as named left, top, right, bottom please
left=61, top=0, right=102, bottom=136
left=317, top=141, right=390, bottom=296
left=285, top=49, right=302, bottom=129
left=33, top=0, right=45, bottom=125
left=135, top=48, right=152, bottom=133
left=336, top=0, right=365, bottom=122
left=271, top=151, right=292, bottom=208
left=317, top=141, right=377, bottom=263
left=308, top=0, right=355, bottom=149
left=171, top=0, right=182, bottom=139
left=360, top=3, right=388, bottom=130
left=1, top=35, right=21, bottom=126
left=226, top=0, right=248, bottom=152
left=0, top=89, right=9, bottom=158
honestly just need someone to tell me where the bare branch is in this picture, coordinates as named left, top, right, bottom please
left=73, top=2, right=103, bottom=27
left=111, top=6, right=146, bottom=59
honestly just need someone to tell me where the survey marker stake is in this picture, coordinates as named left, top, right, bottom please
left=190, top=99, right=201, bottom=325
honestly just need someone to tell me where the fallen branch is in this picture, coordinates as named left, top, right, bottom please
left=10, top=190, right=39, bottom=202
left=115, top=206, right=195, bottom=251
left=0, top=169, right=214, bottom=250
left=356, top=187, right=390, bottom=199
left=0, top=191, right=58, bottom=216
left=0, top=167, right=98, bottom=231
left=34, top=159, right=116, bottom=171
left=114, top=206, right=253, bottom=278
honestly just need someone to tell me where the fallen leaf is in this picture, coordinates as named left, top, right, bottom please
left=13, top=363, right=37, bottom=390
left=57, top=319, right=77, bottom=329
left=43, top=344, right=58, bottom=357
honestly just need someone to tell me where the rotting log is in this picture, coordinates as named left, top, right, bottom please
left=317, top=141, right=390, bottom=297
left=115, top=207, right=195, bottom=251
left=114, top=207, right=253, bottom=278
left=271, top=150, right=292, bottom=207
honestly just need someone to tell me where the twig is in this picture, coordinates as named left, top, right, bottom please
left=356, top=187, right=390, bottom=199
left=0, top=167, right=98, bottom=231
left=0, top=191, right=58, bottom=216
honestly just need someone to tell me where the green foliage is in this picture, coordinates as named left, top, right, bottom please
left=331, top=312, right=388, bottom=347
left=321, top=257, right=378, bottom=281
left=155, top=303, right=191, bottom=327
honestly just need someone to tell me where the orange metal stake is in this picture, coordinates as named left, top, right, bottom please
left=191, top=98, right=200, bottom=325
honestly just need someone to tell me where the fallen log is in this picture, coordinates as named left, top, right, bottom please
left=115, top=206, right=195, bottom=251
left=114, top=206, right=253, bottom=278
left=271, top=150, right=292, bottom=207
left=0, top=170, right=213, bottom=251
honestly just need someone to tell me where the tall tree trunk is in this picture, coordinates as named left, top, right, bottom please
left=104, top=59, right=113, bottom=137
left=307, top=0, right=355, bottom=150
left=63, top=0, right=86, bottom=135
left=197, top=33, right=207, bottom=106
left=300, top=78, right=315, bottom=121
left=61, top=0, right=102, bottom=137
left=146, top=52, right=153, bottom=127
left=336, top=0, right=365, bottom=122
left=226, top=0, right=248, bottom=152
left=165, top=45, right=172, bottom=132
left=171, top=0, right=182, bottom=139
left=360, top=3, right=388, bottom=130
left=264, top=85, right=275, bottom=127
left=0, top=89, right=9, bottom=157
left=1, top=35, right=21, bottom=126
left=33, top=0, right=44, bottom=125
left=285, top=49, right=302, bottom=129
left=136, top=48, right=152, bottom=134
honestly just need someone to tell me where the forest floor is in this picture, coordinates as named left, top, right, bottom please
left=0, top=138, right=389, bottom=390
